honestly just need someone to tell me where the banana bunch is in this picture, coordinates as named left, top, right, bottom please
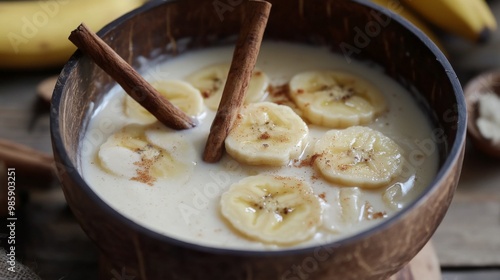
left=370, top=0, right=497, bottom=44
left=402, top=0, right=496, bottom=42
left=370, top=0, right=444, bottom=49
left=0, top=0, right=146, bottom=69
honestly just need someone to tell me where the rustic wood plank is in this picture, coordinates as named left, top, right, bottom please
left=389, top=242, right=441, bottom=280
left=433, top=143, right=500, bottom=266
left=24, top=188, right=99, bottom=280
left=442, top=271, right=500, bottom=280
left=0, top=72, right=54, bottom=154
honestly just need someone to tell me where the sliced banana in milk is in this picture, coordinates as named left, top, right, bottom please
left=220, top=175, right=322, bottom=245
left=339, top=187, right=364, bottom=224
left=125, top=80, right=204, bottom=124
left=322, top=187, right=363, bottom=232
left=289, top=71, right=387, bottom=128
left=187, top=63, right=269, bottom=110
left=313, top=126, right=404, bottom=188
left=97, top=124, right=195, bottom=185
left=225, top=102, right=308, bottom=166
left=323, top=187, right=387, bottom=233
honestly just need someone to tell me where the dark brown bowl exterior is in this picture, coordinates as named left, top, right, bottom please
left=50, top=0, right=466, bottom=279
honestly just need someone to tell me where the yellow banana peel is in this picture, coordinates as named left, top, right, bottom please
left=370, top=0, right=446, bottom=52
left=0, top=0, right=146, bottom=69
left=402, top=0, right=497, bottom=42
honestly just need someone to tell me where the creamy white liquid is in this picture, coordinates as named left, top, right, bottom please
left=80, top=42, right=439, bottom=250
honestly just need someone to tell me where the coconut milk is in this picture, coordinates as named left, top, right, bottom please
left=80, top=42, right=439, bottom=250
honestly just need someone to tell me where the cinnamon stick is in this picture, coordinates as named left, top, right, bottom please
left=69, top=23, right=195, bottom=130
left=0, top=139, right=55, bottom=180
left=203, top=0, right=271, bottom=163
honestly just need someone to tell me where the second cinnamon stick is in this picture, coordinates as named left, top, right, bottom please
left=203, top=0, right=271, bottom=163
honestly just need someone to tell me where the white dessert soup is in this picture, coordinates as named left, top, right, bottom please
left=79, top=41, right=439, bottom=250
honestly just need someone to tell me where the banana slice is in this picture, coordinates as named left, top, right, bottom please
left=98, top=124, right=195, bottom=185
left=187, top=64, right=269, bottom=110
left=322, top=187, right=363, bottom=233
left=225, top=102, right=308, bottom=166
left=125, top=80, right=204, bottom=124
left=220, top=175, right=322, bottom=245
left=383, top=175, right=416, bottom=210
left=314, top=126, right=404, bottom=188
left=339, top=187, right=364, bottom=224
left=289, top=71, right=387, bottom=128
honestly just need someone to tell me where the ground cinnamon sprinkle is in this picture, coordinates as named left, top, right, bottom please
left=201, top=90, right=211, bottom=98
left=276, top=135, right=289, bottom=143
left=372, top=212, right=385, bottom=219
left=259, top=131, right=271, bottom=140
left=268, top=84, right=293, bottom=105
left=363, top=201, right=386, bottom=220
left=318, top=192, right=326, bottom=201
left=337, top=164, right=348, bottom=171
left=269, top=84, right=289, bottom=98
left=296, top=153, right=321, bottom=168
left=131, top=157, right=156, bottom=186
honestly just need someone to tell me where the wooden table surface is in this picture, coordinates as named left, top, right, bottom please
left=2, top=3, right=500, bottom=279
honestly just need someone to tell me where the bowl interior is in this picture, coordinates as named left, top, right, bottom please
left=51, top=0, right=465, bottom=253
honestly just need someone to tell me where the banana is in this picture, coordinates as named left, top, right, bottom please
left=313, top=126, right=404, bottom=188
left=383, top=182, right=405, bottom=210
left=323, top=187, right=389, bottom=233
left=0, top=0, right=146, bottom=69
left=220, top=174, right=322, bottom=245
left=97, top=124, right=195, bottom=185
left=322, top=187, right=363, bottom=233
left=338, top=187, right=364, bottom=224
left=125, top=80, right=205, bottom=124
left=471, top=0, right=497, bottom=33
left=402, top=0, right=497, bottom=42
left=369, top=0, right=446, bottom=52
left=187, top=64, right=269, bottom=110
left=225, top=102, right=309, bottom=166
left=289, top=71, right=387, bottom=128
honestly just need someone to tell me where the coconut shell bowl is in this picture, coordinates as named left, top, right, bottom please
left=50, top=0, right=467, bottom=279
